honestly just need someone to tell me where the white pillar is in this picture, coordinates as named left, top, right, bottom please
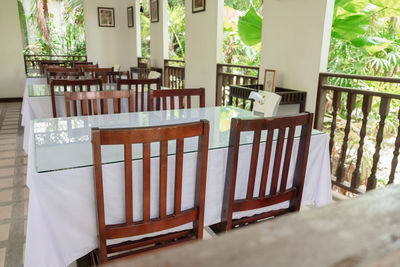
left=185, top=0, right=224, bottom=106
left=0, top=0, right=25, bottom=98
left=126, top=0, right=141, bottom=65
left=259, top=0, right=334, bottom=112
left=83, top=0, right=138, bottom=70
left=150, top=0, right=168, bottom=68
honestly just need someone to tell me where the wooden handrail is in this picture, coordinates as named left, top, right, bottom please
left=217, top=63, right=260, bottom=70
left=320, top=72, right=400, bottom=83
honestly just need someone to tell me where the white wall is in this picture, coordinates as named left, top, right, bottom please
left=185, top=0, right=224, bottom=106
left=150, top=0, right=168, bottom=68
left=0, top=0, right=25, bottom=98
left=259, top=0, right=334, bottom=112
left=83, top=0, right=140, bottom=71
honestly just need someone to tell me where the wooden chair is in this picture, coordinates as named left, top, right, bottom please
left=50, top=79, right=102, bottom=118
left=221, top=113, right=313, bottom=231
left=104, top=71, right=131, bottom=83
left=47, top=70, right=85, bottom=84
left=150, top=88, right=205, bottom=111
left=91, top=120, right=210, bottom=263
left=64, top=90, right=132, bottom=117
left=78, top=64, right=99, bottom=72
left=92, top=68, right=114, bottom=82
left=117, top=78, right=161, bottom=112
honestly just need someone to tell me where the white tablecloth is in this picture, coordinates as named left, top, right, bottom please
left=25, top=122, right=332, bottom=267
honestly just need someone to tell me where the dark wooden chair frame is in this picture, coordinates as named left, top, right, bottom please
left=221, top=113, right=314, bottom=231
left=47, top=70, right=85, bottom=84
left=149, top=88, right=205, bottom=111
left=64, top=90, right=132, bottom=117
left=50, top=79, right=102, bottom=118
left=117, top=78, right=161, bottom=112
left=91, top=120, right=210, bottom=263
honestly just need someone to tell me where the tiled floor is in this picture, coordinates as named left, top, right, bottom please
left=0, top=102, right=26, bottom=267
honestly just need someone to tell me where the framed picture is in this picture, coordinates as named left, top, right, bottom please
left=264, top=69, right=277, bottom=92
left=98, top=7, right=115, bottom=27
left=192, top=0, right=206, bottom=13
left=127, top=6, right=134, bottom=27
left=150, top=0, right=159, bottom=23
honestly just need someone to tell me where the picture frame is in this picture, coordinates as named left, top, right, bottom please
left=263, top=69, right=277, bottom=92
left=98, top=7, right=115, bottom=27
left=150, top=0, right=159, bottom=23
left=127, top=6, right=134, bottom=27
left=192, top=0, right=206, bottom=13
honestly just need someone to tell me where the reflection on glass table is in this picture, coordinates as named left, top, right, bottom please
left=33, top=106, right=324, bottom=173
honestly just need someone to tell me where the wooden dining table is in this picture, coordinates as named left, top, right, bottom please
left=24, top=106, right=332, bottom=267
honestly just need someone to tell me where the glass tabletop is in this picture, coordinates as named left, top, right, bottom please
left=28, top=83, right=162, bottom=97
left=32, top=106, right=324, bottom=173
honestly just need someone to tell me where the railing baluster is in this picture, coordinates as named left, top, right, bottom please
left=336, top=92, right=356, bottom=184
left=389, top=106, right=400, bottom=184
left=329, top=91, right=341, bottom=157
left=351, top=95, right=372, bottom=189
left=367, top=97, right=390, bottom=190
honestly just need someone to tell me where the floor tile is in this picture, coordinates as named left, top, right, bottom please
left=0, top=206, right=12, bottom=220
left=0, top=224, right=10, bottom=242
left=0, top=159, right=14, bottom=168
left=0, top=169, right=14, bottom=178
left=0, top=151, right=16, bottom=159
left=0, top=190, right=13, bottom=202
left=0, top=179, right=13, bottom=189
left=0, top=248, right=6, bottom=267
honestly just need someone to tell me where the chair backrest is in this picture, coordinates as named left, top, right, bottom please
left=91, top=120, right=210, bottom=263
left=78, top=64, right=99, bottom=72
left=117, top=78, right=161, bottom=112
left=105, top=71, right=131, bottom=83
left=92, top=68, right=114, bottom=82
left=73, top=61, right=92, bottom=67
left=222, top=113, right=313, bottom=231
left=64, top=90, right=131, bottom=116
left=150, top=88, right=205, bottom=111
left=50, top=79, right=102, bottom=118
left=47, top=70, right=85, bottom=84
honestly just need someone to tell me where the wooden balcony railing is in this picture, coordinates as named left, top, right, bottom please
left=164, top=59, right=185, bottom=89
left=23, top=54, right=87, bottom=74
left=216, top=63, right=259, bottom=106
left=315, top=72, right=400, bottom=194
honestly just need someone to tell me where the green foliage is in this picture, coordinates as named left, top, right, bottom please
left=223, top=1, right=262, bottom=66
left=168, top=0, right=185, bottom=59
left=17, top=0, right=29, bottom=48
left=327, top=0, right=400, bottom=188
left=20, top=0, right=86, bottom=55
left=237, top=6, right=262, bottom=46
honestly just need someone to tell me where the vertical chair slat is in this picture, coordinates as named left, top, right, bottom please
left=143, top=142, right=151, bottom=222
left=141, top=84, right=145, bottom=112
left=179, top=96, right=184, bottom=109
left=170, top=95, right=175, bottom=110
left=65, top=93, right=71, bottom=117
left=82, top=99, right=88, bottom=116
left=259, top=130, right=273, bottom=197
left=389, top=106, right=400, bottom=184
left=279, top=127, right=295, bottom=193
left=247, top=130, right=261, bottom=199
left=351, top=95, right=372, bottom=189
left=103, top=97, right=109, bottom=114
left=93, top=99, right=99, bottom=115
left=336, top=92, right=356, bottom=184
left=124, top=144, right=133, bottom=225
left=270, top=128, right=286, bottom=195
left=159, top=141, right=168, bottom=219
left=187, top=95, right=192, bottom=109
left=174, top=139, right=184, bottom=215
left=367, top=97, right=390, bottom=190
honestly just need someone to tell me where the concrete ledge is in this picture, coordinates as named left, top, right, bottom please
left=107, top=184, right=400, bottom=267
